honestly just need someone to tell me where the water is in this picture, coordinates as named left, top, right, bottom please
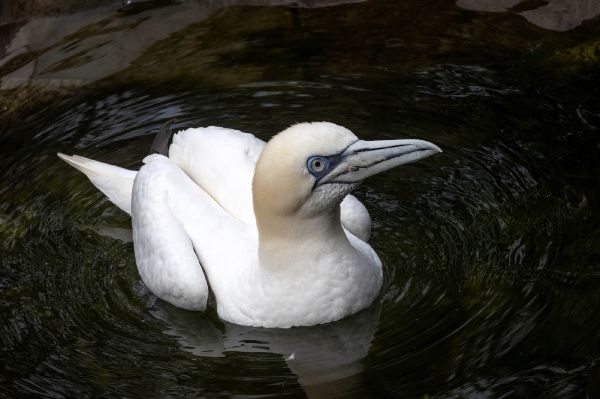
left=1, top=0, right=600, bottom=397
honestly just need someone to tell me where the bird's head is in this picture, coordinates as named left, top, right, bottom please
left=252, top=122, right=441, bottom=239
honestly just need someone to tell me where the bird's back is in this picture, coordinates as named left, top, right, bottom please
left=169, top=126, right=265, bottom=226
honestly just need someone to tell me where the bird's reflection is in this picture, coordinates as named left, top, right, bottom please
left=148, top=294, right=381, bottom=398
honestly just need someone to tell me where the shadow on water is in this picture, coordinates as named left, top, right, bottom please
left=1, top=0, right=600, bottom=398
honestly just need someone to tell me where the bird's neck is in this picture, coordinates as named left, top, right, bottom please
left=256, top=204, right=354, bottom=271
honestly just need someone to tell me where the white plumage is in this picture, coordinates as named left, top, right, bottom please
left=59, top=122, right=440, bottom=328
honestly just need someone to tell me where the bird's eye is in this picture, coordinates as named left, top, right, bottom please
left=307, top=156, right=328, bottom=174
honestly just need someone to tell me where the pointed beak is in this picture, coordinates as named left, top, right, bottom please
left=318, top=139, right=442, bottom=185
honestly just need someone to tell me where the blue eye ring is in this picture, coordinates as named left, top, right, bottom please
left=307, top=156, right=329, bottom=176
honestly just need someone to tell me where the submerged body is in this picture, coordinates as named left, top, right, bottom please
left=59, top=122, right=440, bottom=328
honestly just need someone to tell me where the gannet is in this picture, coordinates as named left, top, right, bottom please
left=58, top=122, right=441, bottom=328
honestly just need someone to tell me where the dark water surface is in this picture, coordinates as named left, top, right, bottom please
left=1, top=0, right=600, bottom=397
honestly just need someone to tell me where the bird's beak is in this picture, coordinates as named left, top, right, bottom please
left=318, top=139, right=442, bottom=185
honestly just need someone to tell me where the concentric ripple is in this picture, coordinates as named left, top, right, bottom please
left=1, top=55, right=599, bottom=399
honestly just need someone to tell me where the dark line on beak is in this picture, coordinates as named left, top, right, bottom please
left=352, top=143, right=412, bottom=153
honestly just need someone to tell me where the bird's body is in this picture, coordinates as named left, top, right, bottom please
left=59, top=122, right=440, bottom=328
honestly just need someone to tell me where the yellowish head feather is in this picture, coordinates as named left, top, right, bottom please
left=252, top=122, right=358, bottom=242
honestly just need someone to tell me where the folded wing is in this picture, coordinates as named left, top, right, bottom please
left=132, top=154, right=256, bottom=311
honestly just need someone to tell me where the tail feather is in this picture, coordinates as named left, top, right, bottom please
left=58, top=153, right=137, bottom=214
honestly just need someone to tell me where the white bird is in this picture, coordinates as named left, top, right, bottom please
left=58, top=122, right=441, bottom=328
